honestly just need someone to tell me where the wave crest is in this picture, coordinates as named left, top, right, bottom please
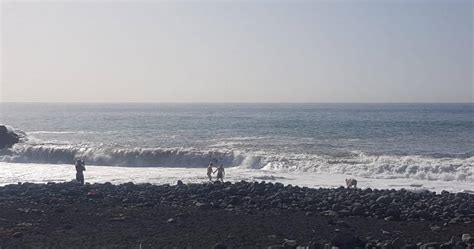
left=1, top=144, right=472, bottom=182
left=2, top=144, right=244, bottom=167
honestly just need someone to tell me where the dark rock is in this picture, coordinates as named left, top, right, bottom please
left=268, top=245, right=285, bottom=249
left=63, top=224, right=74, bottom=230
left=332, top=204, right=343, bottom=211
left=417, top=210, right=432, bottom=220
left=455, top=193, right=469, bottom=199
left=454, top=241, right=467, bottom=247
left=212, top=243, right=228, bottom=249
left=0, top=125, right=21, bottom=149
left=439, top=243, right=452, bottom=249
left=195, top=202, right=210, bottom=209
left=54, top=207, right=65, bottom=213
left=12, top=232, right=23, bottom=238
left=420, top=242, right=440, bottom=249
left=461, top=234, right=472, bottom=243
left=283, top=239, right=297, bottom=248
left=376, top=195, right=392, bottom=204
left=331, top=232, right=365, bottom=249
left=385, top=207, right=401, bottom=218
left=336, top=220, right=350, bottom=228
left=109, top=217, right=127, bottom=221
left=391, top=237, right=406, bottom=249
left=352, top=205, right=365, bottom=215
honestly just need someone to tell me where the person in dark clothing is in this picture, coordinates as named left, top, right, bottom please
left=75, top=159, right=86, bottom=185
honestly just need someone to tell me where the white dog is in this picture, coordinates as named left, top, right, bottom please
left=345, top=178, right=357, bottom=188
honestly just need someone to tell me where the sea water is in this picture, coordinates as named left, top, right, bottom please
left=0, top=103, right=472, bottom=192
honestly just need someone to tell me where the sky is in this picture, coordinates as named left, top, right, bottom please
left=0, top=0, right=472, bottom=103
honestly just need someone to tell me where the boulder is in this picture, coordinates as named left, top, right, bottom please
left=391, top=237, right=406, bottom=249
left=0, top=125, right=21, bottom=149
left=352, top=204, right=365, bottom=215
left=376, top=195, right=392, bottom=204
left=212, top=243, right=228, bottom=249
left=462, top=234, right=472, bottom=243
left=331, top=232, right=365, bottom=249
left=420, top=242, right=440, bottom=249
left=283, top=239, right=297, bottom=247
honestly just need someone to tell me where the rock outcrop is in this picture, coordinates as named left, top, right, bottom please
left=0, top=125, right=20, bottom=149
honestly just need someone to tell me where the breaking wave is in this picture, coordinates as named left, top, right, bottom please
left=1, top=144, right=244, bottom=168
left=0, top=143, right=472, bottom=182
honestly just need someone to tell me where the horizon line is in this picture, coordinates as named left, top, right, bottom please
left=0, top=101, right=473, bottom=104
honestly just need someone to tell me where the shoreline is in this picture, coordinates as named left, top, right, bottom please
left=0, top=162, right=472, bottom=194
left=0, top=181, right=472, bottom=248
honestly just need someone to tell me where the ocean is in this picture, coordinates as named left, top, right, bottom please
left=0, top=103, right=473, bottom=192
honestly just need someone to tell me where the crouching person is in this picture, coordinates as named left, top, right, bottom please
left=345, top=178, right=357, bottom=188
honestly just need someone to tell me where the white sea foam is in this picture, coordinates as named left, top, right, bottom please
left=1, top=144, right=472, bottom=182
left=28, top=131, right=77, bottom=134
left=0, top=162, right=472, bottom=193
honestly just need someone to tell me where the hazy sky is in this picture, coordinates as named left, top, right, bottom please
left=1, top=0, right=472, bottom=102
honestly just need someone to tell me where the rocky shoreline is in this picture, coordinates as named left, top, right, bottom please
left=0, top=181, right=472, bottom=248
left=0, top=125, right=21, bottom=150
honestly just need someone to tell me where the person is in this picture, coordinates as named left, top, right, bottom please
left=214, top=164, right=225, bottom=182
left=345, top=178, right=357, bottom=188
left=75, top=159, right=86, bottom=185
left=207, top=163, right=214, bottom=181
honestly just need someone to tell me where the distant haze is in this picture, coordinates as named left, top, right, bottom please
left=1, top=0, right=472, bottom=103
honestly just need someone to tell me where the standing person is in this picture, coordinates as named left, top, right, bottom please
left=75, top=159, right=86, bottom=185
left=214, top=164, right=225, bottom=182
left=207, top=163, right=214, bottom=181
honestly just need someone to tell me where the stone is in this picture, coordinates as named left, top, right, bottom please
left=385, top=207, right=401, bottom=218
left=331, top=232, right=365, bottom=249
left=63, top=224, right=74, bottom=230
left=420, top=242, right=440, bottom=249
left=54, top=207, right=65, bottom=213
left=109, top=217, right=126, bottom=221
left=416, top=210, right=431, bottom=219
left=195, top=202, right=210, bottom=209
left=391, top=237, right=406, bottom=249
left=0, top=125, right=21, bottom=149
left=439, top=243, right=452, bottom=249
left=376, top=195, right=392, bottom=204
left=12, top=232, right=23, bottom=238
left=213, top=243, right=228, bottom=249
left=462, top=234, right=472, bottom=243
left=268, top=245, right=285, bottom=249
left=352, top=205, right=365, bottom=215
left=283, top=239, right=297, bottom=247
